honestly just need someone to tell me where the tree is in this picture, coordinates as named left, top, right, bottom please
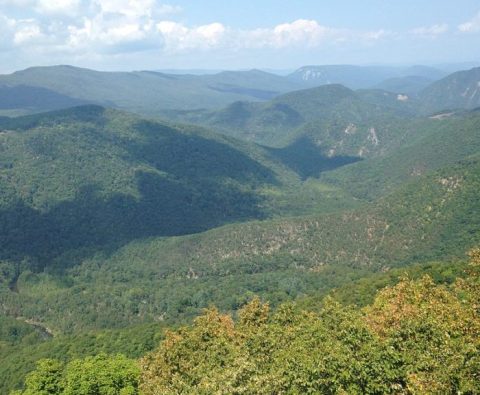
left=13, top=354, right=139, bottom=395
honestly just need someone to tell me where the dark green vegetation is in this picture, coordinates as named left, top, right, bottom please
left=11, top=252, right=480, bottom=394
left=1, top=125, right=479, bottom=335
left=164, top=84, right=416, bottom=150
left=321, top=110, right=480, bottom=199
left=1, top=64, right=480, bottom=393
left=0, top=105, right=355, bottom=274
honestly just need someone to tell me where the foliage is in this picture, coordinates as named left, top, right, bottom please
left=12, top=354, right=140, bottom=395
left=1, top=156, right=479, bottom=339
left=140, top=264, right=480, bottom=394
left=0, top=323, right=163, bottom=394
left=1, top=69, right=480, bottom=394
left=0, top=105, right=360, bottom=278
left=7, top=251, right=480, bottom=394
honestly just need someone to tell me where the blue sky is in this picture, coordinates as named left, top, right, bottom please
left=0, top=0, right=479, bottom=72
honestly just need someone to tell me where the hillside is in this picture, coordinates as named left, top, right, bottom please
left=2, top=156, right=479, bottom=336
left=320, top=109, right=480, bottom=199
left=419, top=67, right=480, bottom=113
left=164, top=84, right=416, bottom=152
left=0, top=66, right=303, bottom=115
left=1, top=82, right=478, bottom=337
left=1, top=65, right=480, bottom=395
left=0, top=105, right=373, bottom=282
left=0, top=85, right=89, bottom=116
left=373, top=75, right=434, bottom=95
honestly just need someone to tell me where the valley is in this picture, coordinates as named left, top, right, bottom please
left=0, top=62, right=479, bottom=394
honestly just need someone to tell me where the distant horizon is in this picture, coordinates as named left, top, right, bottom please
left=1, top=61, right=479, bottom=76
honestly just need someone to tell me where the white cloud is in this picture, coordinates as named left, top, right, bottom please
left=155, top=19, right=386, bottom=53
left=0, top=3, right=395, bottom=65
left=458, top=11, right=480, bottom=33
left=266, top=19, right=333, bottom=48
left=0, top=1, right=179, bottom=55
left=35, top=0, right=82, bottom=16
left=67, top=13, right=163, bottom=54
left=410, top=24, right=448, bottom=37
left=157, top=21, right=227, bottom=51
left=14, top=21, right=43, bottom=45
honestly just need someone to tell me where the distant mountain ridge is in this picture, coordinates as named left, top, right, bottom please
left=287, top=64, right=446, bottom=89
left=0, top=63, right=457, bottom=117
left=0, top=65, right=303, bottom=114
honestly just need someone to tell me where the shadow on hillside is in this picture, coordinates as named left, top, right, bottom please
left=0, top=85, right=89, bottom=112
left=125, top=119, right=279, bottom=186
left=0, top=110, right=279, bottom=273
left=0, top=172, right=268, bottom=273
left=267, top=136, right=362, bottom=179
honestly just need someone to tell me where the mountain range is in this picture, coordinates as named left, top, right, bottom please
left=1, top=63, right=480, bottom=393
left=2, top=64, right=480, bottom=119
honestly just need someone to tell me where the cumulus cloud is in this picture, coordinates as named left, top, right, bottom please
left=0, top=2, right=389, bottom=57
left=0, top=0, right=180, bottom=55
left=156, top=19, right=388, bottom=53
left=458, top=11, right=480, bottom=33
left=35, top=0, right=82, bottom=16
left=410, top=24, right=448, bottom=37
left=0, top=1, right=395, bottom=67
left=157, top=21, right=227, bottom=51
left=67, top=13, right=164, bottom=54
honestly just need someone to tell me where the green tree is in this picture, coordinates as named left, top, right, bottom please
left=13, top=359, right=63, bottom=395
left=13, top=354, right=139, bottom=395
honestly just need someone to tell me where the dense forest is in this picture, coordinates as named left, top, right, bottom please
left=9, top=249, right=480, bottom=394
left=1, top=63, right=480, bottom=393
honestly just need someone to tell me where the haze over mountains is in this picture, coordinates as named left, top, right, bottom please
left=2, top=64, right=480, bottom=118
left=1, top=61, right=480, bottom=393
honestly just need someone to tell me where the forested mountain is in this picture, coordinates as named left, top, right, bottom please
left=163, top=84, right=418, bottom=149
left=1, top=105, right=363, bottom=278
left=0, top=66, right=303, bottom=115
left=1, top=65, right=480, bottom=394
left=321, top=109, right=480, bottom=199
left=2, top=139, right=479, bottom=336
left=1, top=64, right=478, bottom=120
left=419, top=66, right=480, bottom=113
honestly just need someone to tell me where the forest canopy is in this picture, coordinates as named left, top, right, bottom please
left=13, top=249, right=480, bottom=395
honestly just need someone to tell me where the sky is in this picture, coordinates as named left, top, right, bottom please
left=0, top=0, right=479, bottom=73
